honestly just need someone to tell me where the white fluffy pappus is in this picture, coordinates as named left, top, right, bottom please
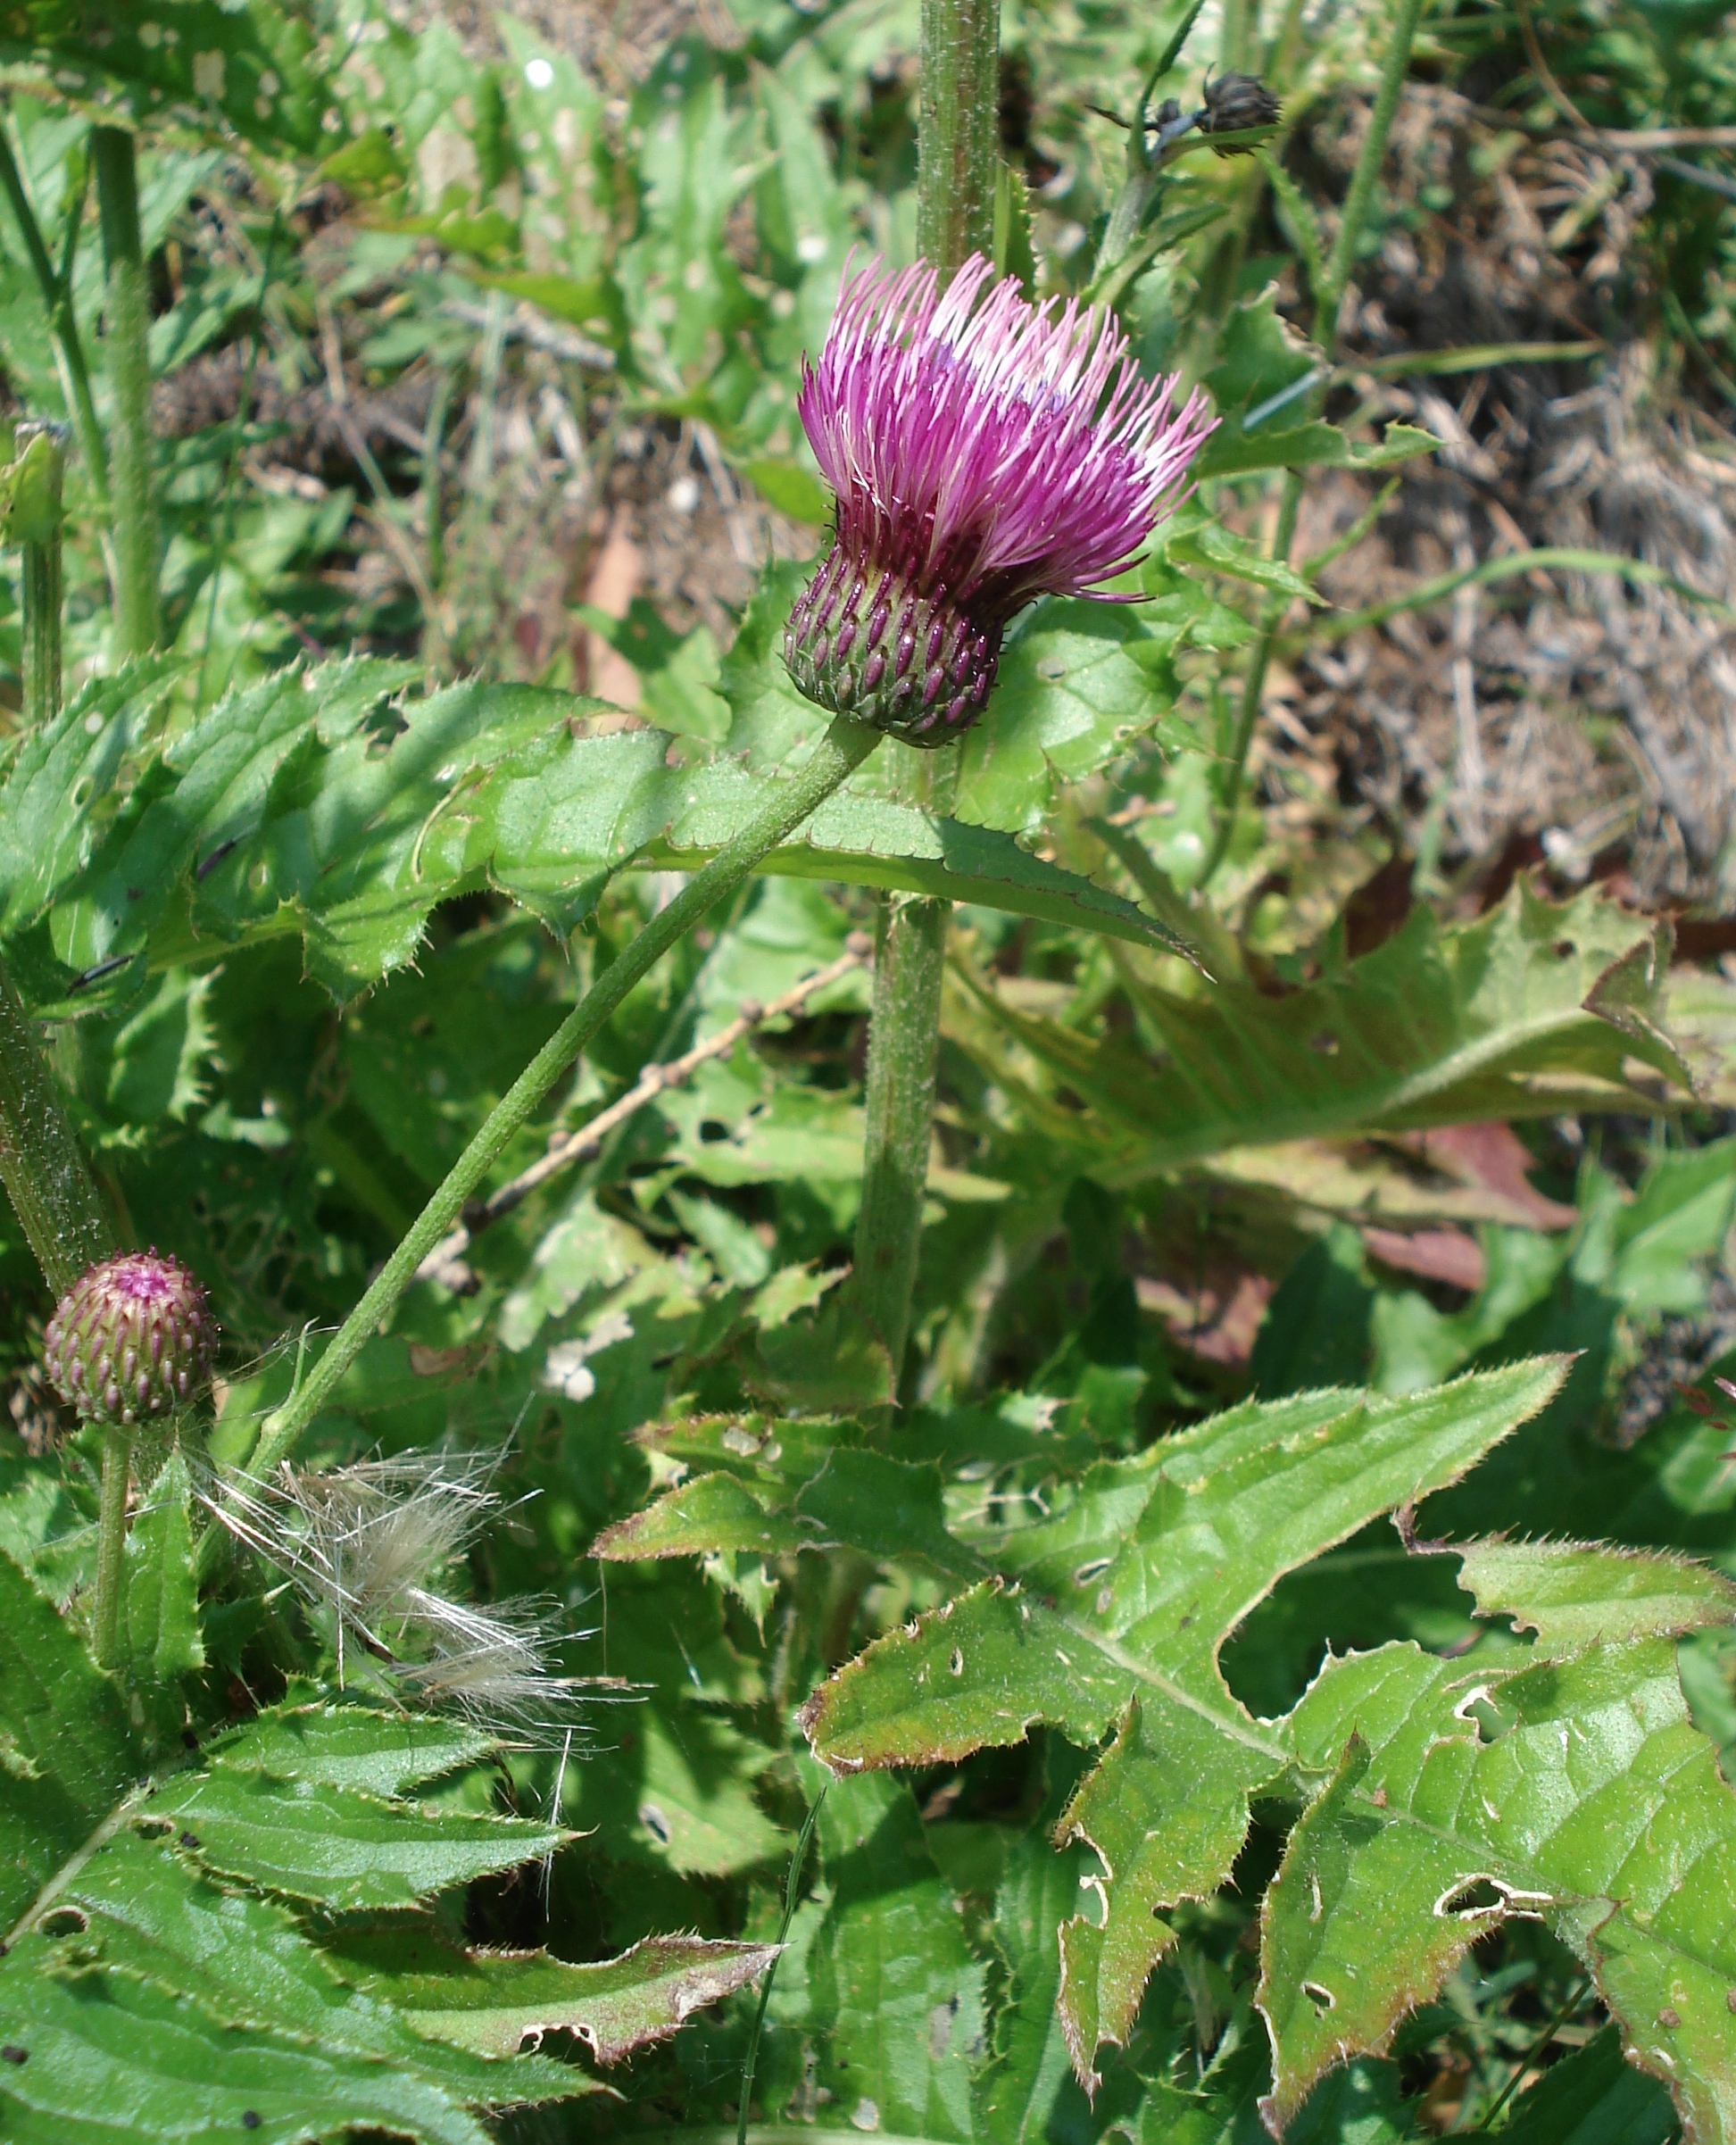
left=209, top=1449, right=629, bottom=1740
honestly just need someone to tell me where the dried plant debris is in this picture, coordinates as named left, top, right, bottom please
left=1254, top=84, right=1736, bottom=910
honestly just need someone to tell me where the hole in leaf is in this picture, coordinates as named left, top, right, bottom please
left=1438, top=1876, right=1505, bottom=1918
left=697, top=1119, right=732, bottom=1143
left=133, top=1816, right=173, bottom=1842
left=1072, top=1557, right=1110, bottom=1585
left=638, top=1801, right=672, bottom=1845
left=949, top=1647, right=964, bottom=1676
left=1302, top=1980, right=1335, bottom=2011
left=39, top=1907, right=86, bottom=1938
left=1552, top=939, right=1575, bottom=959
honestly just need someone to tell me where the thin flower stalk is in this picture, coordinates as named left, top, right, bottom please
left=233, top=711, right=881, bottom=1493
left=1200, top=0, right=1429, bottom=882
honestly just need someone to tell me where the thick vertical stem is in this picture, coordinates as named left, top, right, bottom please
left=16, top=421, right=64, bottom=726
left=94, top=1426, right=131, bottom=1670
left=1220, top=0, right=1252, bottom=72
left=0, top=127, right=109, bottom=516
left=0, top=962, right=112, bottom=1295
left=1203, top=0, right=1427, bottom=878
left=916, top=0, right=999, bottom=274
left=846, top=0, right=1000, bottom=1393
left=0, top=430, right=111, bottom=1299
left=851, top=897, right=948, bottom=1380
left=93, top=127, right=158, bottom=657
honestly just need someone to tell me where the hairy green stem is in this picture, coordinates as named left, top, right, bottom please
left=93, top=127, right=158, bottom=657
left=237, top=718, right=882, bottom=1487
left=0, top=121, right=109, bottom=515
left=1203, top=0, right=1427, bottom=879
left=846, top=0, right=1000, bottom=1397
left=915, top=0, right=998, bottom=271
left=851, top=895, right=949, bottom=1381
left=15, top=420, right=64, bottom=725
left=0, top=962, right=112, bottom=1296
left=0, top=435, right=112, bottom=1297
left=1311, top=0, right=1427, bottom=348
left=94, top=1426, right=131, bottom=1669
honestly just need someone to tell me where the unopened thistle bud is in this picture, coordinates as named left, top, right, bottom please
left=44, top=1251, right=214, bottom=1427
left=785, top=254, right=1216, bottom=746
left=1200, top=71, right=1282, bottom=154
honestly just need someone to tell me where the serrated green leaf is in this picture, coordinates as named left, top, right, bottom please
left=596, top=1470, right=826, bottom=1561
left=204, top=1701, right=498, bottom=1799
left=805, top=1361, right=1569, bottom=2084
left=147, top=1767, right=561, bottom=1911
left=1197, top=420, right=1437, bottom=479
left=324, top=1928, right=778, bottom=2062
left=0, top=1545, right=140, bottom=1927
left=1455, top=1537, right=1736, bottom=1650
left=1161, top=514, right=1327, bottom=604
left=950, top=882, right=1689, bottom=1183
left=0, top=1942, right=502, bottom=2145
left=0, top=660, right=179, bottom=938
left=1275, top=1631, right=1736, bottom=2141
left=1054, top=1695, right=1283, bottom=2086
left=600, top=1450, right=989, bottom=1583
left=32, top=1828, right=582, bottom=2107
left=19, top=657, right=1175, bottom=999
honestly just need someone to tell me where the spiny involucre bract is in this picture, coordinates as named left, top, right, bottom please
left=785, top=253, right=1216, bottom=744
left=44, top=1250, right=214, bottom=1426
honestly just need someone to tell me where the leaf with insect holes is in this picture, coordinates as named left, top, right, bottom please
left=144, top=1767, right=562, bottom=1913
left=321, top=1929, right=780, bottom=2063
left=1270, top=1540, right=1736, bottom=2141
left=0, top=4, right=337, bottom=154
left=803, top=1363, right=1571, bottom=2090
left=794, top=1374, right=1736, bottom=2137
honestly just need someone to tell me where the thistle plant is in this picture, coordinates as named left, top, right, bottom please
left=784, top=254, right=1215, bottom=743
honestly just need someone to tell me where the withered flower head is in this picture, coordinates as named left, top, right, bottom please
left=1200, top=71, right=1282, bottom=154
left=785, top=254, right=1216, bottom=746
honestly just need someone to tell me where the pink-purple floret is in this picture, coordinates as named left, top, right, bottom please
left=797, top=253, right=1217, bottom=624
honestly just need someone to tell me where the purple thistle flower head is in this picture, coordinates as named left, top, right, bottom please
left=784, top=253, right=1217, bottom=746
left=45, top=1249, right=214, bottom=1428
